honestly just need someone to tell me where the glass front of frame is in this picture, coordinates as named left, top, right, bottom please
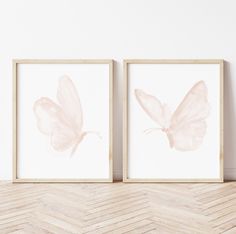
left=14, top=60, right=113, bottom=182
left=124, top=60, right=223, bottom=182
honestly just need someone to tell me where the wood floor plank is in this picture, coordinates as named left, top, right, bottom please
left=0, top=182, right=235, bottom=233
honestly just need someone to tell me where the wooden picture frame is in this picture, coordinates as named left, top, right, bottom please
left=123, top=59, right=224, bottom=182
left=13, top=59, right=113, bottom=183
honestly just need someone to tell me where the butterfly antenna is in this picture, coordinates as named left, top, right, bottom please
left=143, top=127, right=162, bottom=135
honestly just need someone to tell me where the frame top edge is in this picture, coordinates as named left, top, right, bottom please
left=12, top=59, right=113, bottom=64
left=124, top=59, right=224, bottom=64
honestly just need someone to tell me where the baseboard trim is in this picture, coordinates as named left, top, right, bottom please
left=1, top=169, right=235, bottom=181
left=113, top=168, right=236, bottom=181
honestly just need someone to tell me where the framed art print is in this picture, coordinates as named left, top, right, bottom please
left=123, top=60, right=224, bottom=182
left=13, top=59, right=113, bottom=182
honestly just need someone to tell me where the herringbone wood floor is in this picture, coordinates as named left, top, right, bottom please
left=0, top=182, right=236, bottom=234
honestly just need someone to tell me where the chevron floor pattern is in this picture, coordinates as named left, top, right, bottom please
left=0, top=182, right=236, bottom=234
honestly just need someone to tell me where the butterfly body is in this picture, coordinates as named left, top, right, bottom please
left=135, top=81, right=210, bottom=151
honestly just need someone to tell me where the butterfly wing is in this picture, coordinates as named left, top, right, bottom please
left=34, top=97, right=77, bottom=151
left=57, top=75, right=83, bottom=134
left=168, top=81, right=210, bottom=151
left=135, top=89, right=171, bottom=128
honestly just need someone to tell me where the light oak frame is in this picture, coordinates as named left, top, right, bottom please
left=13, top=59, right=113, bottom=183
left=123, top=59, right=224, bottom=183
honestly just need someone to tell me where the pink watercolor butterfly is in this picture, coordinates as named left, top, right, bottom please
left=135, top=80, right=210, bottom=151
left=34, top=75, right=99, bottom=155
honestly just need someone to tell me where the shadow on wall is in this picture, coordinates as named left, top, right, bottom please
left=224, top=61, right=236, bottom=179
left=113, top=60, right=123, bottom=180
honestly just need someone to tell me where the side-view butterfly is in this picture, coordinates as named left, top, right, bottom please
left=34, top=75, right=99, bottom=155
left=135, top=80, right=210, bottom=151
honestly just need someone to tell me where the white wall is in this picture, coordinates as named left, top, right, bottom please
left=0, top=0, right=235, bottom=180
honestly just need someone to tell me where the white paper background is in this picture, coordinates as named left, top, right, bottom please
left=128, top=63, right=221, bottom=179
left=17, top=63, right=110, bottom=179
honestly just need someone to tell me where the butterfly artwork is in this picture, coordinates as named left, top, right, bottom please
left=135, top=80, right=210, bottom=151
left=34, top=75, right=99, bottom=156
